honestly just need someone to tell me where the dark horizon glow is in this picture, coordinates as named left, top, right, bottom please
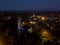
left=0, top=0, right=60, bottom=11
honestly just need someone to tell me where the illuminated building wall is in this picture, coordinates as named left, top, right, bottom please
left=17, top=18, right=24, bottom=32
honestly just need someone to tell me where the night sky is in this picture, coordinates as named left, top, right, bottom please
left=0, top=0, right=60, bottom=11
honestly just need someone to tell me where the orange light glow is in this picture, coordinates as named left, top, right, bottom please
left=41, top=16, right=45, bottom=20
left=42, top=30, right=49, bottom=37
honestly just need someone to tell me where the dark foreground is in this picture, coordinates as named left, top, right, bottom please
left=0, top=13, right=60, bottom=45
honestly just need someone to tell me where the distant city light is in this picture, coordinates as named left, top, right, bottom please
left=41, top=30, right=52, bottom=42
left=30, top=21, right=36, bottom=24
left=41, top=16, right=45, bottom=20
left=22, top=22, right=26, bottom=26
left=37, top=16, right=41, bottom=18
left=42, top=30, right=49, bottom=37
left=33, top=21, right=36, bottom=24
left=22, top=22, right=25, bottom=25
left=30, top=21, right=33, bottom=24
